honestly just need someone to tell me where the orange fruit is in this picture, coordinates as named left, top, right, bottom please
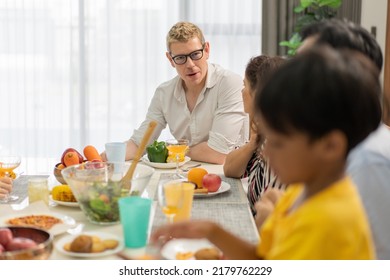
left=187, top=167, right=208, bottom=189
left=63, top=151, right=80, bottom=167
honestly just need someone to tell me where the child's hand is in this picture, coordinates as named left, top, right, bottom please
left=150, top=220, right=216, bottom=244
left=254, top=188, right=285, bottom=229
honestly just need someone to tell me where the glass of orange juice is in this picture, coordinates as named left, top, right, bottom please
left=158, top=181, right=182, bottom=223
left=173, top=181, right=195, bottom=222
left=166, top=139, right=189, bottom=179
left=0, top=155, right=21, bottom=203
left=158, top=180, right=195, bottom=224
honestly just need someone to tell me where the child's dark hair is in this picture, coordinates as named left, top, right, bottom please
left=300, top=19, right=383, bottom=72
left=255, top=46, right=382, bottom=154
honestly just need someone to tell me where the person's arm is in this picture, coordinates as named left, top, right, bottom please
left=124, top=140, right=140, bottom=160
left=347, top=162, right=390, bottom=259
left=187, top=142, right=226, bottom=164
left=206, top=68, right=247, bottom=158
left=0, top=177, right=13, bottom=199
left=101, top=139, right=139, bottom=161
left=150, top=220, right=260, bottom=260
left=254, top=188, right=285, bottom=229
left=223, top=133, right=258, bottom=178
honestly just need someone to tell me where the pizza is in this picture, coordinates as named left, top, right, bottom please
left=6, top=214, right=63, bottom=230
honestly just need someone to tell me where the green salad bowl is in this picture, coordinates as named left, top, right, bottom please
left=61, top=161, right=154, bottom=225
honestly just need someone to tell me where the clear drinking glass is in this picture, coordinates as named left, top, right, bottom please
left=0, top=155, right=21, bottom=203
left=158, top=181, right=184, bottom=224
left=165, top=139, right=189, bottom=179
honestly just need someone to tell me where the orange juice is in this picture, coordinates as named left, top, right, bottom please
left=173, top=182, right=195, bottom=222
left=167, top=145, right=188, bottom=154
left=0, top=163, right=20, bottom=174
left=162, top=206, right=179, bottom=216
left=0, top=163, right=20, bottom=178
left=167, top=144, right=188, bottom=162
left=164, top=182, right=184, bottom=212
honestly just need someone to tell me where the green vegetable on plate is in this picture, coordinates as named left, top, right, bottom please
left=146, top=140, right=168, bottom=163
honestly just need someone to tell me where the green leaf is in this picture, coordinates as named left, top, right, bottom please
left=300, top=0, right=315, bottom=8
left=295, top=14, right=316, bottom=31
left=294, top=6, right=305, bottom=13
left=279, top=41, right=294, bottom=47
left=288, top=49, right=297, bottom=56
left=318, top=0, right=342, bottom=8
left=279, top=33, right=303, bottom=56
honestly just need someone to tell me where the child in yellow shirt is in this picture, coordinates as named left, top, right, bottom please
left=151, top=46, right=380, bottom=259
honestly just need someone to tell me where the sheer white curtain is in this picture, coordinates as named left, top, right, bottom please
left=0, top=0, right=261, bottom=174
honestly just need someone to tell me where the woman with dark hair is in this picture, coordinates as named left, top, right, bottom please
left=223, top=55, right=285, bottom=216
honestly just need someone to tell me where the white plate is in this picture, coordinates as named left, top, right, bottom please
left=194, top=181, right=231, bottom=198
left=142, top=155, right=191, bottom=169
left=0, top=212, right=77, bottom=236
left=161, top=238, right=216, bottom=260
left=55, top=231, right=124, bottom=258
left=50, top=195, right=79, bottom=208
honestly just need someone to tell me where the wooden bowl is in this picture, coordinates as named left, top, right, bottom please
left=53, top=163, right=67, bottom=185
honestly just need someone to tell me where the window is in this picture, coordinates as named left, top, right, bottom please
left=0, top=0, right=261, bottom=173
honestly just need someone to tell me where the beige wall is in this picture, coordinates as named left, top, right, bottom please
left=361, top=0, right=387, bottom=80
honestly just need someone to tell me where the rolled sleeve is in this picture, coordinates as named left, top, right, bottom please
left=208, top=131, right=244, bottom=154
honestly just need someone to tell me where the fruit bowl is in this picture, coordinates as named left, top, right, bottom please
left=0, top=226, right=53, bottom=260
left=61, top=162, right=154, bottom=225
left=53, top=163, right=67, bottom=184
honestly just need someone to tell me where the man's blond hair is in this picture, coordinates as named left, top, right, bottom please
left=166, top=22, right=205, bottom=51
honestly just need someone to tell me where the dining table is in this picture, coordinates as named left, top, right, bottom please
left=1, top=160, right=259, bottom=260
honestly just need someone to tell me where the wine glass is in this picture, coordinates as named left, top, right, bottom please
left=166, top=139, right=189, bottom=179
left=0, top=155, right=21, bottom=203
left=158, top=180, right=184, bottom=224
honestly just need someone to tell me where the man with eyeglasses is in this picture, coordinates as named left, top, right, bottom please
left=119, top=21, right=247, bottom=164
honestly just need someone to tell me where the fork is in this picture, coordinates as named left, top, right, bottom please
left=180, top=163, right=201, bottom=172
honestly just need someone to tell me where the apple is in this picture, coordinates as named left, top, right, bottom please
left=202, top=174, right=222, bottom=193
left=61, top=148, right=84, bottom=165
left=0, top=228, right=13, bottom=246
left=0, top=243, right=4, bottom=253
left=5, top=237, right=38, bottom=251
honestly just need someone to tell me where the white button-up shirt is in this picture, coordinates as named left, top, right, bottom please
left=130, top=63, right=248, bottom=154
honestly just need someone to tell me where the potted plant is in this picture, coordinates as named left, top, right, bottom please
left=280, top=0, right=342, bottom=56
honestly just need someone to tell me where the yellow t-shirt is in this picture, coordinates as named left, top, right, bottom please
left=257, top=176, right=375, bottom=260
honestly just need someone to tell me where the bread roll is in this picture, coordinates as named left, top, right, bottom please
left=70, top=235, right=93, bottom=253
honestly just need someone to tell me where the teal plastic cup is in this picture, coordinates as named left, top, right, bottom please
left=119, top=196, right=152, bottom=248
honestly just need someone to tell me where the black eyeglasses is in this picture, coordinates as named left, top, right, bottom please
left=170, top=47, right=205, bottom=65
